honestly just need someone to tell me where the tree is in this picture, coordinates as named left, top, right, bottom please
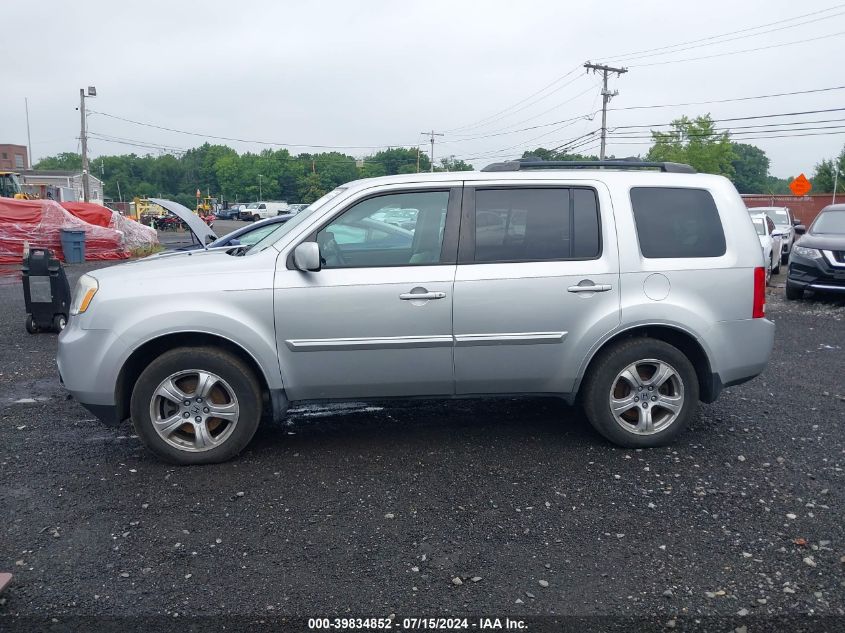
left=367, top=148, right=428, bottom=175
left=730, top=143, right=770, bottom=194
left=811, top=145, right=845, bottom=194
left=34, top=152, right=83, bottom=170
left=522, top=148, right=601, bottom=161
left=437, top=156, right=474, bottom=171
left=646, top=115, right=736, bottom=177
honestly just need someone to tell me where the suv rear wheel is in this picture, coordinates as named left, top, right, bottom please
left=582, top=338, right=699, bottom=448
left=130, top=347, right=262, bottom=465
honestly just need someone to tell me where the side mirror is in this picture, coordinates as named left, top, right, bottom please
left=293, top=242, right=321, bottom=271
left=793, top=219, right=801, bottom=226
left=771, top=231, right=783, bottom=238
left=794, top=224, right=807, bottom=235
left=228, top=238, right=241, bottom=246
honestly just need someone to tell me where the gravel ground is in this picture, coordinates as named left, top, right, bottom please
left=1, top=260, right=843, bottom=631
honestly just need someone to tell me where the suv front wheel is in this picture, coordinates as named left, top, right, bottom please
left=582, top=338, right=699, bottom=448
left=130, top=347, right=262, bottom=464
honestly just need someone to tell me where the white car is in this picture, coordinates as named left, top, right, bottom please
left=749, top=206, right=796, bottom=264
left=751, top=213, right=783, bottom=283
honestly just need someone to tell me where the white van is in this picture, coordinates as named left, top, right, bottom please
left=240, top=201, right=289, bottom=221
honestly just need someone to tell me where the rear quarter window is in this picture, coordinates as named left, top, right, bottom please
left=630, top=187, right=726, bottom=258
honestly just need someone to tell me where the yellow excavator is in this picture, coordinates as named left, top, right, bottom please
left=0, top=171, right=29, bottom=199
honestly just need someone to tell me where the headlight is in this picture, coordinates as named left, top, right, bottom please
left=792, top=245, right=821, bottom=260
left=70, top=274, right=99, bottom=315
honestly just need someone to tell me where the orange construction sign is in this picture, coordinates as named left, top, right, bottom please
left=789, top=173, right=812, bottom=196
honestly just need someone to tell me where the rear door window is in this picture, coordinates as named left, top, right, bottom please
left=630, top=187, right=726, bottom=258
left=471, top=187, right=600, bottom=263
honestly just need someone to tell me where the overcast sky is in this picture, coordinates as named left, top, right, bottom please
left=2, top=0, right=844, bottom=178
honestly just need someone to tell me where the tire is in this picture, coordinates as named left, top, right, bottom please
left=772, top=253, right=781, bottom=275
left=781, top=250, right=789, bottom=266
left=130, top=347, right=262, bottom=465
left=766, top=256, right=773, bottom=285
left=25, top=315, right=38, bottom=334
left=252, top=214, right=261, bottom=222
left=581, top=338, right=699, bottom=448
left=52, top=314, right=67, bottom=332
left=785, top=281, right=803, bottom=301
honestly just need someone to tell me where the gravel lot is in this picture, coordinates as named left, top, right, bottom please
left=1, top=251, right=843, bottom=631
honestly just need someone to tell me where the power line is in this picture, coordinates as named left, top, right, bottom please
left=605, top=6, right=845, bottom=63
left=448, top=81, right=599, bottom=139
left=609, top=85, right=845, bottom=111
left=87, top=110, right=417, bottom=150
left=610, top=123, right=845, bottom=139
left=607, top=129, right=845, bottom=145
left=443, top=65, right=583, bottom=133
left=611, top=116, right=845, bottom=133
left=628, top=29, right=845, bottom=68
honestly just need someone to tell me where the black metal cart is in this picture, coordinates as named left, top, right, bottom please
left=22, top=248, right=71, bottom=334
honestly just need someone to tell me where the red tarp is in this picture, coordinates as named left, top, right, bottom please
left=61, top=201, right=158, bottom=252
left=61, top=201, right=113, bottom=227
left=0, top=198, right=128, bottom=263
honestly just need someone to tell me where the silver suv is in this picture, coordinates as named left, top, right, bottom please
left=58, top=160, right=775, bottom=464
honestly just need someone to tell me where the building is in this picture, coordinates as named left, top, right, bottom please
left=20, top=170, right=105, bottom=205
left=0, top=144, right=28, bottom=171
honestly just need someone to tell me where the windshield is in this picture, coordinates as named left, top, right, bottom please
left=811, top=210, right=845, bottom=234
left=246, top=202, right=259, bottom=209
left=0, top=173, right=21, bottom=197
left=764, top=209, right=790, bottom=226
left=753, top=218, right=766, bottom=236
left=245, top=187, right=348, bottom=255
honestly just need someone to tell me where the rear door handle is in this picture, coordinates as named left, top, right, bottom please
left=567, top=283, right=612, bottom=293
left=399, top=291, right=446, bottom=300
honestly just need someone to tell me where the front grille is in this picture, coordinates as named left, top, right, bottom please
left=833, top=251, right=845, bottom=264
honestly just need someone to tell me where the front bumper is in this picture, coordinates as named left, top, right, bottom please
left=57, top=319, right=129, bottom=425
left=787, top=253, right=845, bottom=294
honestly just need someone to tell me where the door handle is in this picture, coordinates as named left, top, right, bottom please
left=399, top=291, right=446, bottom=300
left=567, top=283, right=612, bottom=293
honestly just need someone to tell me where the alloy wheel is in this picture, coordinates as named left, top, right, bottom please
left=608, top=358, right=685, bottom=435
left=149, top=370, right=240, bottom=452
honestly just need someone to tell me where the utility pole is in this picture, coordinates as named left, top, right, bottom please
left=584, top=62, right=627, bottom=160
left=79, top=86, right=96, bottom=202
left=25, top=98, right=33, bottom=169
left=421, top=130, right=444, bottom=173
left=833, top=163, right=840, bottom=205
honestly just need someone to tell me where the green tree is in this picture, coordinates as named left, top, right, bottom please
left=437, top=156, right=474, bottom=171
left=522, top=148, right=601, bottom=161
left=811, top=145, right=845, bottom=194
left=646, top=115, right=736, bottom=177
left=34, top=152, right=83, bottom=170
left=730, top=143, right=770, bottom=194
left=366, top=148, right=428, bottom=175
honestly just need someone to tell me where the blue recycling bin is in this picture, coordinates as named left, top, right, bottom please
left=60, top=229, right=86, bottom=264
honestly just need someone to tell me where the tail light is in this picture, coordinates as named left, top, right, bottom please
left=752, top=266, right=766, bottom=318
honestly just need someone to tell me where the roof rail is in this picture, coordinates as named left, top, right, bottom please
left=481, top=159, right=697, bottom=174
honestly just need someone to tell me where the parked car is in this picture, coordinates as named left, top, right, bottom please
left=176, top=215, right=292, bottom=252
left=58, top=160, right=774, bottom=465
left=239, top=201, right=289, bottom=221
left=750, top=213, right=783, bottom=283
left=785, top=204, right=845, bottom=300
left=284, top=203, right=309, bottom=215
left=748, top=206, right=797, bottom=264
left=216, top=204, right=244, bottom=220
